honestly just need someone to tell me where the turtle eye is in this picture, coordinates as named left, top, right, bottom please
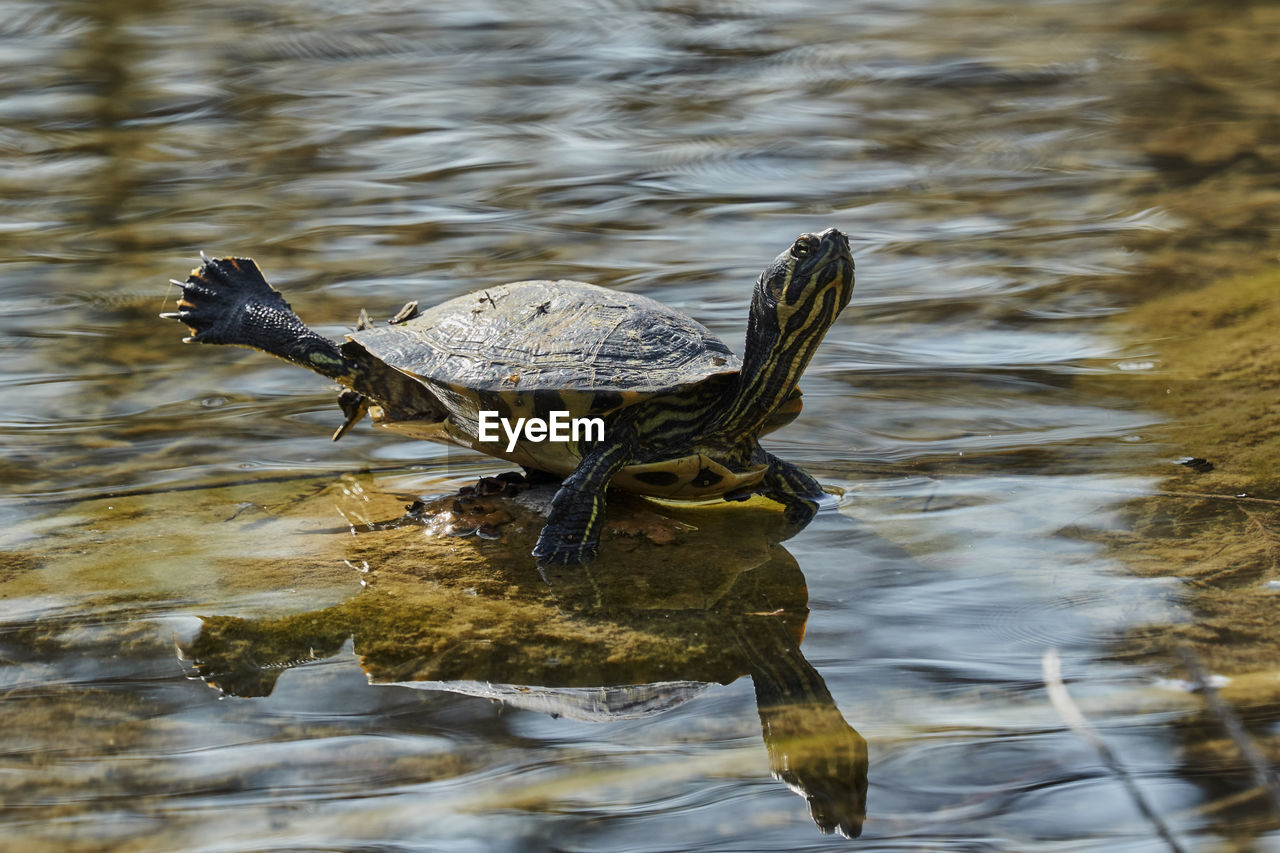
left=790, top=236, right=818, bottom=260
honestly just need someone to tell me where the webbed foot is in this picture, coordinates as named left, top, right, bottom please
left=782, top=496, right=819, bottom=527
left=532, top=484, right=604, bottom=566
left=162, top=254, right=353, bottom=381
left=530, top=426, right=635, bottom=568
left=162, top=254, right=293, bottom=347
left=736, top=451, right=825, bottom=540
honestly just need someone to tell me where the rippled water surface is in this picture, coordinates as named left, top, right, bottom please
left=1, top=0, right=1270, bottom=850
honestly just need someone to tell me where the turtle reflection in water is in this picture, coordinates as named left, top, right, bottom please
left=162, top=229, right=854, bottom=565
left=181, top=491, right=868, bottom=837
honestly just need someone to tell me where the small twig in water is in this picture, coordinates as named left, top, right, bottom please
left=1043, top=648, right=1188, bottom=853
left=1176, top=645, right=1280, bottom=816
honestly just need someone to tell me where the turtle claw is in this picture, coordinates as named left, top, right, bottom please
left=163, top=254, right=292, bottom=348
left=531, top=480, right=608, bottom=567
left=332, top=390, right=369, bottom=441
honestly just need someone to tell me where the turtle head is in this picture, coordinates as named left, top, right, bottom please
left=715, top=229, right=854, bottom=439
left=752, top=228, right=854, bottom=337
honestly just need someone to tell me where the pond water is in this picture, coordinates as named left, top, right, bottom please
left=1, top=0, right=1271, bottom=850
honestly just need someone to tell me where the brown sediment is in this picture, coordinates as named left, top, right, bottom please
left=1100, top=266, right=1280, bottom=680
left=1101, top=265, right=1280, bottom=842
left=1107, top=0, right=1280, bottom=665
left=1091, top=0, right=1280, bottom=834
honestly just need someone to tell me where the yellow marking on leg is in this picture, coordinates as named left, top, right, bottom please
left=309, top=352, right=344, bottom=368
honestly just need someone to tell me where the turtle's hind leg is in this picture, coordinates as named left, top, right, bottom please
left=162, top=254, right=356, bottom=383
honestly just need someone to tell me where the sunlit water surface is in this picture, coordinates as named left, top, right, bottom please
left=0, top=0, right=1240, bottom=850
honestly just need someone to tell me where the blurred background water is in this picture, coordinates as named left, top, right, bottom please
left=0, top=0, right=1272, bottom=850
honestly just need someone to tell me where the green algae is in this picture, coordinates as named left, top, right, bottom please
left=1100, top=0, right=1280, bottom=689
left=176, top=482, right=808, bottom=695
left=1073, top=2, right=1280, bottom=838
left=1101, top=265, right=1280, bottom=690
left=1118, top=266, right=1280, bottom=498
left=175, top=484, right=867, bottom=837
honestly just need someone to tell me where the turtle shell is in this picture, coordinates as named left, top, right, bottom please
left=341, top=280, right=756, bottom=495
left=347, top=280, right=739, bottom=398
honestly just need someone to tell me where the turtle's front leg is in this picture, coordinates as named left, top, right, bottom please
left=533, top=429, right=636, bottom=566
left=162, top=254, right=355, bottom=380
left=757, top=451, right=825, bottom=530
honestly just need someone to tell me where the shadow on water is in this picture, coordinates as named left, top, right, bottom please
left=182, top=488, right=868, bottom=837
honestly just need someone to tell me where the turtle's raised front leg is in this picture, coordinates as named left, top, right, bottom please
left=757, top=451, right=825, bottom=529
left=162, top=255, right=358, bottom=383
left=164, top=256, right=446, bottom=424
left=533, top=426, right=637, bottom=566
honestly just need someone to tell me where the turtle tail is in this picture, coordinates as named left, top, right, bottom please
left=161, top=254, right=357, bottom=384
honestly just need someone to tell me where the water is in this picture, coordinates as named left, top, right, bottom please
left=1, top=0, right=1273, bottom=850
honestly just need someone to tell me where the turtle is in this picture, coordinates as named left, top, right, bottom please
left=161, top=228, right=855, bottom=565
